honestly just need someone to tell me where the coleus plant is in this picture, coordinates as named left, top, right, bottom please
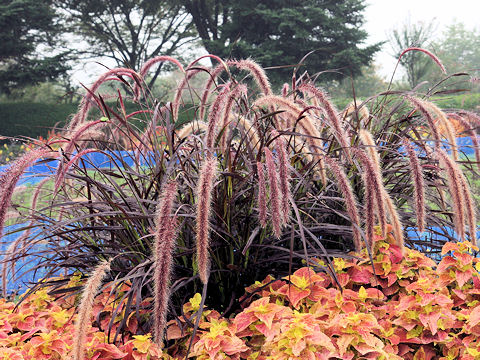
left=2, top=228, right=480, bottom=359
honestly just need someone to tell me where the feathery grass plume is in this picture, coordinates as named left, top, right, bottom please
left=458, top=170, right=477, bottom=245
left=424, top=101, right=459, bottom=161
left=297, top=82, right=351, bottom=159
left=256, top=161, right=268, bottom=228
left=0, top=148, right=51, bottom=241
left=219, top=84, right=248, bottom=151
left=264, top=148, right=282, bottom=238
left=271, top=130, right=291, bottom=225
left=139, top=56, right=184, bottom=80
left=382, top=189, right=404, bottom=251
left=199, top=62, right=231, bottom=121
left=343, top=101, right=370, bottom=125
left=69, top=68, right=139, bottom=130
left=176, top=121, right=208, bottom=140
left=448, top=112, right=480, bottom=172
left=173, top=66, right=208, bottom=121
left=253, top=95, right=326, bottom=183
left=233, top=59, right=273, bottom=96
left=353, top=148, right=387, bottom=239
left=54, top=149, right=99, bottom=194
left=436, top=148, right=466, bottom=241
left=398, top=47, right=447, bottom=74
left=322, top=155, right=362, bottom=251
left=457, top=110, right=480, bottom=128
left=358, top=129, right=381, bottom=171
left=206, top=83, right=231, bottom=149
left=282, top=83, right=289, bottom=97
left=403, top=140, right=426, bottom=233
left=195, top=156, right=218, bottom=284
left=153, top=180, right=178, bottom=344
left=405, top=96, right=442, bottom=147
left=63, top=119, right=108, bottom=156
left=72, top=260, right=110, bottom=360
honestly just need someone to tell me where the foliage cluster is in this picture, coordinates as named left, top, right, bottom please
left=2, top=237, right=480, bottom=359
left=0, top=54, right=478, bottom=354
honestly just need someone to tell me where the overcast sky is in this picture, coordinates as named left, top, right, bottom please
left=73, top=1, right=480, bottom=84
left=363, top=0, right=480, bottom=79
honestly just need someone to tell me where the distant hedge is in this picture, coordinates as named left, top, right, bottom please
left=0, top=102, right=197, bottom=140
left=0, top=102, right=76, bottom=139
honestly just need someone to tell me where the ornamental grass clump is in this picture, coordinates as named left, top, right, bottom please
left=1, top=53, right=479, bottom=354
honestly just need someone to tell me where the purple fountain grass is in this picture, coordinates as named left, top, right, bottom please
left=233, top=59, right=273, bottom=96
left=0, top=148, right=52, bottom=241
left=256, top=161, right=268, bottom=228
left=436, top=148, right=466, bottom=241
left=404, top=140, right=426, bottom=233
left=199, top=62, right=231, bottom=121
left=195, top=156, right=218, bottom=284
left=358, top=129, right=381, bottom=171
left=205, top=83, right=231, bottom=150
left=271, top=130, right=291, bottom=225
left=72, top=260, right=110, bottom=360
left=405, top=96, right=442, bottom=147
left=63, top=119, right=109, bottom=156
left=176, top=121, right=208, bottom=140
left=458, top=170, right=477, bottom=245
left=219, top=84, right=248, bottom=151
left=264, top=147, right=282, bottom=238
left=235, top=115, right=261, bottom=152
left=343, top=101, right=370, bottom=125
left=254, top=95, right=326, bottom=183
left=398, top=47, right=447, bottom=74
left=382, top=189, right=404, bottom=252
left=152, top=180, right=178, bottom=344
left=458, top=110, right=480, bottom=128
left=424, top=101, right=459, bottom=161
left=54, top=149, right=99, bottom=194
left=139, top=56, right=184, bottom=80
left=322, top=155, right=362, bottom=251
left=297, top=83, right=352, bottom=159
left=353, top=148, right=387, bottom=240
left=282, top=83, right=289, bottom=97
left=448, top=113, right=480, bottom=172
left=173, top=66, right=208, bottom=120
left=69, top=68, right=140, bottom=130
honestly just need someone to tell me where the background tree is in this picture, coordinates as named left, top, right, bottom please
left=428, top=22, right=480, bottom=90
left=55, top=0, right=198, bottom=88
left=0, top=0, right=70, bottom=95
left=182, top=0, right=381, bottom=85
left=389, top=19, right=437, bottom=88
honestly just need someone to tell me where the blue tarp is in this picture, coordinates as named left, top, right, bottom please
left=1, top=137, right=479, bottom=292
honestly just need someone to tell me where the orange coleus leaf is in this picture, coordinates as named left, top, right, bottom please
left=91, top=342, right=128, bottom=359
left=235, top=297, right=286, bottom=331
left=467, top=305, right=480, bottom=328
left=277, top=284, right=310, bottom=309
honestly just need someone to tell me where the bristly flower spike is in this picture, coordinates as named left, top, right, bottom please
left=206, top=83, right=231, bottom=150
left=72, top=260, right=110, bottom=360
left=403, top=140, right=426, bottom=233
left=323, top=155, right=362, bottom=251
left=256, top=161, right=268, bottom=228
left=271, top=130, right=291, bottom=225
left=264, top=147, right=282, bottom=238
left=436, top=148, right=466, bottom=241
left=152, top=180, right=178, bottom=344
left=195, top=156, right=219, bottom=284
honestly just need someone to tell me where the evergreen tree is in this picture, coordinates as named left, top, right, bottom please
left=183, top=0, right=381, bottom=84
left=0, top=0, right=70, bottom=94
